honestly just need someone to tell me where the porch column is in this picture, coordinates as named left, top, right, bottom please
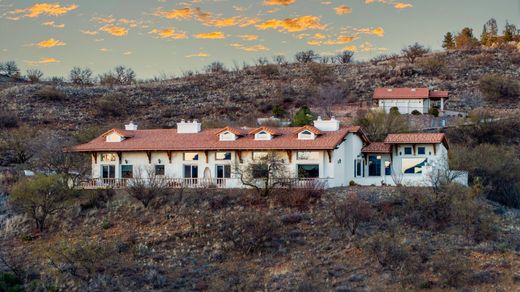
left=440, top=98, right=444, bottom=111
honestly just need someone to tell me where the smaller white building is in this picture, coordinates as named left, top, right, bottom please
left=373, top=88, right=449, bottom=115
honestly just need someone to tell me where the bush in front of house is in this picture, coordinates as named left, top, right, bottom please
left=411, top=110, right=422, bottom=115
left=428, top=107, right=439, bottom=117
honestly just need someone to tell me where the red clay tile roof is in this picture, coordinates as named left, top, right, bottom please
left=67, top=126, right=366, bottom=152
left=101, top=128, right=135, bottom=138
left=384, top=133, right=448, bottom=149
left=373, top=88, right=449, bottom=100
left=215, top=127, right=247, bottom=136
left=293, top=125, right=322, bottom=135
left=248, top=126, right=281, bottom=136
left=362, top=142, right=392, bottom=153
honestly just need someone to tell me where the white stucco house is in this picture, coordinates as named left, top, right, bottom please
left=373, top=88, right=449, bottom=115
left=68, top=117, right=464, bottom=189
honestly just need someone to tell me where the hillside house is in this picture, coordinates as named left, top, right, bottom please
left=373, top=88, right=449, bottom=115
left=68, top=117, right=465, bottom=189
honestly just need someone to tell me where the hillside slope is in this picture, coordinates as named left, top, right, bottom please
left=1, top=48, right=519, bottom=132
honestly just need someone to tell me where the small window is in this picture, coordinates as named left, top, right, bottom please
left=252, top=151, right=268, bottom=161
left=183, top=152, right=199, bottom=161
left=100, top=153, right=117, bottom=162
left=297, top=151, right=320, bottom=160
left=155, top=165, right=165, bottom=176
left=255, top=131, right=272, bottom=140
left=404, top=147, right=413, bottom=155
left=385, top=161, right=392, bottom=176
left=298, top=130, right=315, bottom=140
left=216, top=152, right=232, bottom=160
left=121, top=165, right=133, bottom=178
left=418, top=147, right=426, bottom=155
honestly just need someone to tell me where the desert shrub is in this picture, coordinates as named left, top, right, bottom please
left=127, top=168, right=171, bottom=208
left=411, top=110, right=421, bottom=115
left=221, top=211, right=283, bottom=255
left=332, top=194, right=375, bottom=235
left=275, top=182, right=324, bottom=210
left=33, top=86, right=66, bottom=101
left=26, top=69, right=44, bottom=83
left=10, top=175, right=72, bottom=232
left=295, top=50, right=318, bottom=63
left=446, top=118, right=520, bottom=146
left=204, top=62, right=227, bottom=74
left=363, top=231, right=415, bottom=271
left=431, top=250, right=471, bottom=288
left=398, top=187, right=453, bottom=231
left=428, top=107, right=439, bottom=117
left=80, top=189, right=115, bottom=210
left=0, top=111, right=18, bottom=128
left=418, top=56, right=445, bottom=76
left=0, top=272, right=23, bottom=292
left=95, top=93, right=127, bottom=117
left=401, top=43, right=430, bottom=63
left=259, top=64, right=279, bottom=78
left=389, top=107, right=399, bottom=115
left=307, top=63, right=335, bottom=83
left=479, top=74, right=520, bottom=101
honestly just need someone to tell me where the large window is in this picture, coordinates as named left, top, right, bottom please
left=252, top=164, right=268, bottom=178
left=297, top=151, right=320, bottom=160
left=101, top=165, right=115, bottom=179
left=100, top=153, right=117, bottom=162
left=252, top=151, right=268, bottom=161
left=216, top=152, right=232, bottom=160
left=368, top=155, right=381, bottom=177
left=183, top=165, right=198, bottom=178
left=402, top=158, right=428, bottom=174
left=155, top=165, right=165, bottom=176
left=418, top=147, right=426, bottom=155
left=183, top=152, right=199, bottom=161
left=216, top=165, right=231, bottom=178
left=121, top=165, right=133, bottom=178
left=297, top=164, right=319, bottom=178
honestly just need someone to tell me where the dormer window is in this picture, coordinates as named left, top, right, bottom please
left=106, top=132, right=124, bottom=143
left=255, top=131, right=272, bottom=141
left=298, top=130, right=316, bottom=140
left=219, top=131, right=237, bottom=141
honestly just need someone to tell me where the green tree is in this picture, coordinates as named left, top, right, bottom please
left=442, top=32, right=455, bottom=50
left=503, top=21, right=517, bottom=42
left=272, top=104, right=287, bottom=118
left=355, top=109, right=408, bottom=141
left=0, top=61, right=20, bottom=78
left=401, top=43, right=430, bottom=64
left=481, top=18, right=498, bottom=46
left=455, top=27, right=479, bottom=49
left=291, top=106, right=315, bottom=126
left=10, top=175, right=72, bottom=232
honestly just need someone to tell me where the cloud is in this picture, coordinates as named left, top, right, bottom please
left=308, top=34, right=357, bottom=45
left=263, top=0, right=296, bottom=5
left=99, top=48, right=110, bottom=52
left=123, top=51, right=132, bottom=55
left=42, top=21, right=64, bottom=28
left=357, top=27, right=385, bottom=37
left=238, top=34, right=258, bottom=41
left=81, top=30, right=99, bottom=36
left=257, top=15, right=326, bottom=32
left=99, top=24, right=128, bottom=36
left=152, top=7, right=256, bottom=28
left=193, top=31, right=226, bottom=39
left=25, top=57, right=59, bottom=65
left=342, top=42, right=388, bottom=52
left=8, top=3, right=77, bottom=19
left=334, top=5, right=352, bottom=15
left=149, top=28, right=188, bottom=39
left=152, top=7, right=196, bottom=19
left=230, top=43, right=269, bottom=52
left=186, top=52, right=209, bottom=57
left=36, top=38, right=66, bottom=48
left=394, top=2, right=413, bottom=9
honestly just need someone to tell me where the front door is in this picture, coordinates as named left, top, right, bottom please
left=216, top=165, right=231, bottom=186
left=101, top=165, right=116, bottom=185
left=184, top=165, right=198, bottom=185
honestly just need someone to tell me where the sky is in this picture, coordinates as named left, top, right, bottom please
left=0, top=0, right=519, bottom=78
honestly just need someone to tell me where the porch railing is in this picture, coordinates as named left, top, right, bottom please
left=78, top=177, right=329, bottom=189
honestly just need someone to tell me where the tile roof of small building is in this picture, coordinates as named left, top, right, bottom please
left=293, top=125, right=322, bottom=135
left=373, top=88, right=449, bottom=100
left=384, top=133, right=448, bottom=149
left=362, top=142, right=392, bottom=153
left=67, top=126, right=367, bottom=152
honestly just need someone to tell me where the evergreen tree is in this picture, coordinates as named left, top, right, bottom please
left=442, top=32, right=455, bottom=50
left=480, top=26, right=489, bottom=46
left=504, top=21, right=517, bottom=42
left=455, top=27, right=479, bottom=49
left=291, top=106, right=315, bottom=126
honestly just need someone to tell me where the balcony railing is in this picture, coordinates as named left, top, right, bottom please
left=78, top=177, right=329, bottom=189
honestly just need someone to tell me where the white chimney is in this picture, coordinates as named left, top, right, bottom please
left=125, top=121, right=138, bottom=131
left=313, top=116, right=340, bottom=132
left=177, top=119, right=202, bottom=133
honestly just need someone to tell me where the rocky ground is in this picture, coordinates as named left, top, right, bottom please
left=2, top=186, right=520, bottom=291
left=1, top=47, right=519, bottom=133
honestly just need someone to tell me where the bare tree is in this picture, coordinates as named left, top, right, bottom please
left=335, top=51, right=354, bottom=64
left=427, top=154, right=465, bottom=194
left=332, top=193, right=375, bottom=236
left=401, top=43, right=430, bottom=64
left=316, top=82, right=350, bottom=118
left=127, top=167, right=171, bottom=207
left=114, top=65, right=136, bottom=85
left=255, top=57, right=269, bottom=66
left=0, top=125, right=38, bottom=164
left=272, top=55, right=288, bottom=65
left=26, top=69, right=44, bottom=83
left=0, top=61, right=20, bottom=78
left=391, top=163, right=404, bottom=186
left=204, top=62, right=227, bottom=74
left=234, top=152, right=291, bottom=197
left=69, top=66, right=93, bottom=86
left=295, top=50, right=318, bottom=64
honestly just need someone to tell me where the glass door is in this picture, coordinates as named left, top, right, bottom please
left=216, top=165, right=231, bottom=186
left=101, top=165, right=116, bottom=185
left=184, top=165, right=198, bottom=185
